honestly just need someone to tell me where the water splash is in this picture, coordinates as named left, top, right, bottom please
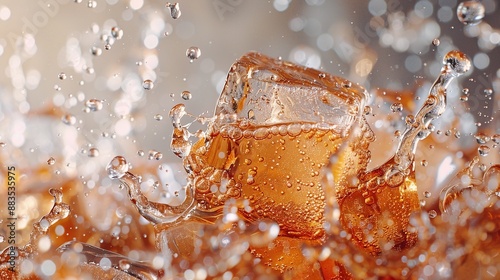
left=0, top=189, right=70, bottom=267
left=328, top=50, right=471, bottom=254
left=106, top=156, right=195, bottom=224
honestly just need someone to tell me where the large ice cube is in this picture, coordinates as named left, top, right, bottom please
left=214, top=52, right=369, bottom=134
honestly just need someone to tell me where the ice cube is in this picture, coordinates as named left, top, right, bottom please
left=214, top=52, right=369, bottom=135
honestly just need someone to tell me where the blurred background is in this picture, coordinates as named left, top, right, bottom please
left=0, top=0, right=499, bottom=163
left=1, top=0, right=500, bottom=266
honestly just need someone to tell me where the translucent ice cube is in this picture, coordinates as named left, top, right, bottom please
left=213, top=52, right=369, bottom=135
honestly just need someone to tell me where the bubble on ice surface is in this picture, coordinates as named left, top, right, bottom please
left=212, top=52, right=369, bottom=135
left=457, top=1, right=485, bottom=26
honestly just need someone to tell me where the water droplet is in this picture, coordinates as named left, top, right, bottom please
left=143, top=79, right=154, bottom=90
left=154, top=114, right=163, bottom=121
left=423, top=191, right=431, bottom=198
left=390, top=102, right=403, bottom=112
left=363, top=105, right=372, bottom=115
left=47, top=157, right=56, bottom=165
left=492, top=134, right=500, bottom=144
left=85, top=99, right=103, bottom=112
left=186, top=47, right=201, bottom=60
left=104, top=44, right=111, bottom=50
left=58, top=72, right=67, bottom=80
left=88, top=0, right=97, bottom=8
left=420, top=160, right=428, bottom=167
left=111, top=26, right=124, bottom=40
left=181, top=90, right=192, bottom=100
left=474, top=132, right=490, bottom=144
left=106, top=156, right=129, bottom=179
left=484, top=88, right=493, bottom=96
left=444, top=50, right=471, bottom=75
left=88, top=147, right=99, bottom=157
left=428, top=210, right=437, bottom=218
left=432, top=38, right=440, bottom=46
left=457, top=1, right=485, bottom=25
left=166, top=2, right=181, bottom=19
left=478, top=145, right=490, bottom=156
left=91, top=47, right=102, bottom=56
left=61, top=114, right=76, bottom=125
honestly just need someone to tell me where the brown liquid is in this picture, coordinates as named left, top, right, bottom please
left=187, top=123, right=343, bottom=240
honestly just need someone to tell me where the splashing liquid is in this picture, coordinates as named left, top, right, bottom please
left=0, top=189, right=70, bottom=276
left=107, top=51, right=470, bottom=278
left=328, top=50, right=471, bottom=254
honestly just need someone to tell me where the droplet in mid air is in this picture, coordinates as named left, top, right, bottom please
left=58, top=72, right=67, bottom=80
left=61, top=114, right=76, bottom=125
left=181, top=90, right=192, bottom=100
left=111, top=26, right=124, bottom=40
left=143, top=79, right=154, bottom=90
left=186, top=47, right=201, bottom=60
left=457, top=1, right=485, bottom=25
left=432, top=38, right=440, bottom=46
left=85, top=99, right=104, bottom=112
left=47, top=157, right=56, bottom=165
left=88, top=148, right=100, bottom=157
left=166, top=2, right=181, bottom=19
left=106, top=156, right=129, bottom=179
